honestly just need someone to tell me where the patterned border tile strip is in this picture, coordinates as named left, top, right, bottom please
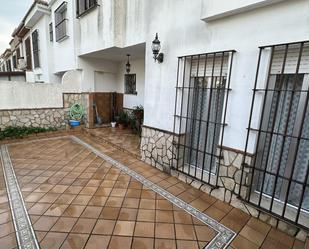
left=0, top=145, right=40, bottom=249
left=71, top=136, right=236, bottom=249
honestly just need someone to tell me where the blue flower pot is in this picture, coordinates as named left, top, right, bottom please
left=69, top=120, right=81, bottom=127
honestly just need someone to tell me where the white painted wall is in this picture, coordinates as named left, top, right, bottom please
left=94, top=71, right=119, bottom=92
left=78, top=0, right=147, bottom=56
left=116, top=58, right=145, bottom=109
left=143, top=0, right=309, bottom=152
left=0, top=77, right=81, bottom=109
left=201, top=0, right=288, bottom=21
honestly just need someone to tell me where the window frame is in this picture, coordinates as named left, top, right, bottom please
left=55, top=2, right=68, bottom=42
left=124, top=74, right=137, bottom=95
left=31, top=29, right=40, bottom=68
left=76, top=0, right=98, bottom=18
left=49, top=22, right=54, bottom=42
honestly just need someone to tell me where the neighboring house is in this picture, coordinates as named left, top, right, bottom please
left=0, top=0, right=309, bottom=236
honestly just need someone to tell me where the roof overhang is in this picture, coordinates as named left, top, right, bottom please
left=24, top=3, right=51, bottom=28
left=79, top=43, right=146, bottom=62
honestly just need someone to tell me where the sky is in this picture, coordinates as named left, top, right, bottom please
left=0, top=0, right=33, bottom=53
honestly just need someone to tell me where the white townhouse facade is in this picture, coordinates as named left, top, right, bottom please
left=1, top=0, right=309, bottom=237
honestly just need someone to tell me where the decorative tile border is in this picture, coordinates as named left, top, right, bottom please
left=71, top=136, right=236, bottom=249
left=0, top=145, right=40, bottom=249
left=2, top=135, right=236, bottom=249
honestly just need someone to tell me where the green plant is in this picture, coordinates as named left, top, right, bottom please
left=0, top=126, right=57, bottom=140
left=69, top=103, right=85, bottom=121
left=118, top=111, right=129, bottom=125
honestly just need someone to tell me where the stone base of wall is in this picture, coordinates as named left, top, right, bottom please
left=0, top=93, right=89, bottom=130
left=140, top=125, right=308, bottom=241
left=140, top=126, right=178, bottom=173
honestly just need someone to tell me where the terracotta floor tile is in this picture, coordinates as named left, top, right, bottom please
left=137, top=209, right=156, bottom=222
left=105, top=197, right=124, bottom=207
left=81, top=206, right=103, bottom=219
left=63, top=205, right=86, bottom=217
left=155, top=223, right=175, bottom=239
left=177, top=240, right=200, bottom=249
left=175, top=224, right=196, bottom=240
left=84, top=235, right=110, bottom=249
left=113, top=220, right=135, bottom=236
left=0, top=222, right=14, bottom=238
left=139, top=199, right=156, bottom=209
left=134, top=221, right=155, bottom=237
left=93, top=219, right=116, bottom=235
left=132, top=237, right=154, bottom=249
left=24, top=192, right=45, bottom=202
left=33, top=216, right=59, bottom=231
left=80, top=186, right=98, bottom=195
left=173, top=211, right=193, bottom=224
left=50, top=185, right=69, bottom=194
left=40, top=232, right=68, bottom=249
left=231, top=235, right=259, bottom=249
left=110, top=188, right=127, bottom=197
left=34, top=184, right=54, bottom=193
left=246, top=217, right=271, bottom=236
left=240, top=225, right=267, bottom=246
left=194, top=225, right=216, bottom=242
left=71, top=195, right=92, bottom=205
left=88, top=196, right=107, bottom=206
left=51, top=217, right=78, bottom=232
left=267, top=228, right=295, bottom=248
left=71, top=218, right=96, bottom=234
left=122, top=198, right=140, bottom=209
left=64, top=186, right=83, bottom=195
left=0, top=233, right=17, bottom=249
left=55, top=194, right=76, bottom=205
left=100, top=207, right=120, bottom=220
left=44, top=204, right=68, bottom=216
left=156, top=210, right=174, bottom=223
left=118, top=208, right=138, bottom=221
left=60, top=233, right=89, bottom=249
left=156, top=199, right=173, bottom=210
left=108, top=236, right=132, bottom=249
left=28, top=203, right=51, bottom=215
left=39, top=193, right=61, bottom=203
left=189, top=198, right=211, bottom=212
left=204, top=206, right=226, bottom=221
left=126, top=189, right=142, bottom=198
left=155, top=239, right=177, bottom=249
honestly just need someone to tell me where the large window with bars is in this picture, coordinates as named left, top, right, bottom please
left=55, top=2, right=68, bottom=42
left=32, top=30, right=40, bottom=68
left=239, top=41, right=309, bottom=230
left=172, top=51, right=235, bottom=186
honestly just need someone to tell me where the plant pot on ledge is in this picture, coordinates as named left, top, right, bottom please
left=117, top=111, right=129, bottom=130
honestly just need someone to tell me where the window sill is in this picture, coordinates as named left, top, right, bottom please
left=77, top=4, right=99, bottom=18
left=56, top=35, right=69, bottom=43
left=125, top=92, right=138, bottom=96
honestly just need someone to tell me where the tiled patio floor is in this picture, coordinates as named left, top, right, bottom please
left=0, top=133, right=308, bottom=249
left=85, top=128, right=141, bottom=158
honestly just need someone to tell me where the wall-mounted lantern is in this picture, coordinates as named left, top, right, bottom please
left=152, top=33, right=164, bottom=63
left=126, top=54, right=131, bottom=73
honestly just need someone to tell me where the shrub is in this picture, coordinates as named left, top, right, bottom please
left=0, top=126, right=57, bottom=140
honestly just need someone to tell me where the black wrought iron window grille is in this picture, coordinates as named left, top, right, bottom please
left=76, top=0, right=98, bottom=18
left=49, top=22, right=54, bottom=42
left=55, top=2, right=68, bottom=42
left=172, top=50, right=235, bottom=186
left=31, top=30, right=40, bottom=68
left=124, top=74, right=137, bottom=95
left=239, top=41, right=309, bottom=230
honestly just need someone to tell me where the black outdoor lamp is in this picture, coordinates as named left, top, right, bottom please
left=152, top=33, right=164, bottom=63
left=126, top=54, right=131, bottom=73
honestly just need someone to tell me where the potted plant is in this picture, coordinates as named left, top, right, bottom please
left=69, top=103, right=85, bottom=127
left=118, top=111, right=129, bottom=129
left=133, top=105, right=144, bottom=120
